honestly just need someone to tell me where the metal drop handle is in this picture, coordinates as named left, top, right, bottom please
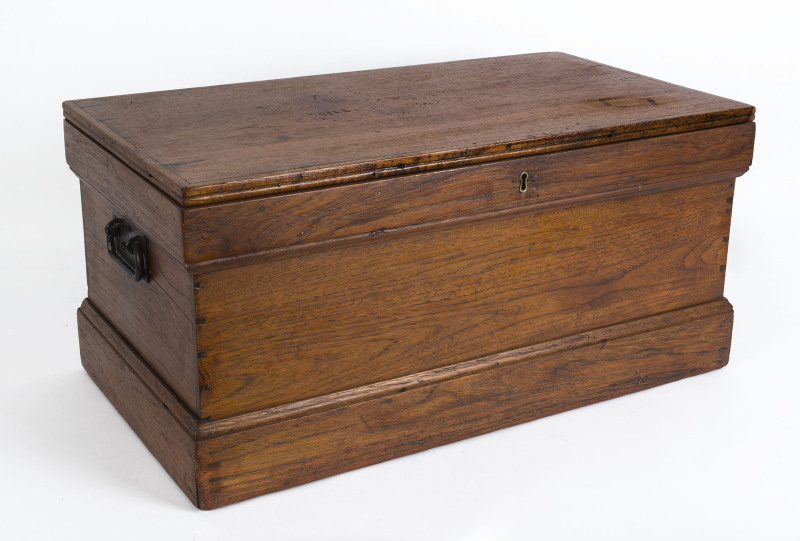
left=105, top=216, right=149, bottom=282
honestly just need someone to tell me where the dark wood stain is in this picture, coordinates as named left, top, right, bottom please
left=78, top=182, right=199, bottom=413
left=78, top=301, right=198, bottom=505
left=64, top=121, right=185, bottom=263
left=64, top=52, right=755, bottom=509
left=76, top=295, right=734, bottom=509
left=196, top=302, right=732, bottom=508
left=194, top=181, right=734, bottom=419
left=183, top=123, right=753, bottom=264
left=63, top=52, right=754, bottom=205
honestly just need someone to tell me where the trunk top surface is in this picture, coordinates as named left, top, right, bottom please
left=63, top=52, right=754, bottom=206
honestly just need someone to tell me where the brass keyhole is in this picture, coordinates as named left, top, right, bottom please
left=519, top=171, right=529, bottom=193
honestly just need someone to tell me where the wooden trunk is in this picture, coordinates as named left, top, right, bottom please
left=64, top=52, right=755, bottom=509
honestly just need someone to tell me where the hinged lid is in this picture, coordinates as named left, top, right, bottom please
left=63, top=52, right=754, bottom=207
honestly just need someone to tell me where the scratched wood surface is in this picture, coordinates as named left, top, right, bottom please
left=64, top=121, right=185, bottom=263
left=79, top=182, right=199, bottom=413
left=194, top=180, right=734, bottom=419
left=195, top=299, right=733, bottom=509
left=63, top=52, right=754, bottom=205
left=77, top=294, right=734, bottom=509
left=65, top=52, right=755, bottom=509
left=78, top=300, right=199, bottom=505
left=183, top=123, right=753, bottom=264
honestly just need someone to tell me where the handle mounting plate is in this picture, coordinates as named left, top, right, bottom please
left=105, top=215, right=149, bottom=282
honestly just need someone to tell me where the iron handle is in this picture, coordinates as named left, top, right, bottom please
left=105, top=216, right=149, bottom=282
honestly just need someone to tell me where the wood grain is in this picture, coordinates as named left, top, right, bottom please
left=78, top=300, right=198, bottom=506
left=194, top=180, right=733, bottom=419
left=76, top=292, right=733, bottom=510
left=183, top=123, right=753, bottom=264
left=197, top=298, right=732, bottom=439
left=65, top=52, right=755, bottom=509
left=65, top=121, right=185, bottom=265
left=79, top=181, right=199, bottom=413
left=63, top=52, right=754, bottom=205
left=195, top=299, right=733, bottom=509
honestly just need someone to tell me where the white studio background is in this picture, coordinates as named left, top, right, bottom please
left=1, top=1, right=797, bottom=539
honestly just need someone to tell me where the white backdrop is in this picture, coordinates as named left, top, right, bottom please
left=1, top=1, right=798, bottom=539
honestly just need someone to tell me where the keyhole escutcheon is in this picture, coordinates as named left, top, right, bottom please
left=519, top=171, right=529, bottom=193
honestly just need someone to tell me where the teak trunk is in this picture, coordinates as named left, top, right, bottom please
left=64, top=52, right=755, bottom=509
